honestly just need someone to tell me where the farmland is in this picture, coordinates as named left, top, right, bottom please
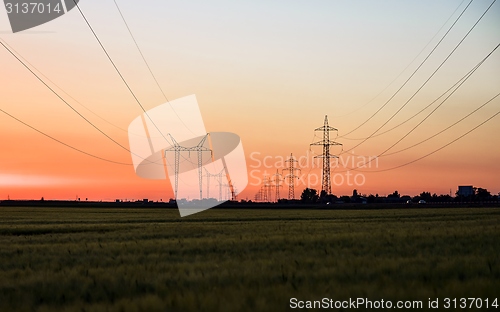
left=0, top=207, right=499, bottom=311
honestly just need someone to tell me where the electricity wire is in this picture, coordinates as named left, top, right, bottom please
left=339, top=0, right=475, bottom=138
left=341, top=0, right=496, bottom=154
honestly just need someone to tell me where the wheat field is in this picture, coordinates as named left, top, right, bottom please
left=0, top=207, right=498, bottom=311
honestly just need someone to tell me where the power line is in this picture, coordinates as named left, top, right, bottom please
left=337, top=92, right=500, bottom=173
left=335, top=42, right=499, bottom=172
left=112, top=0, right=195, bottom=136
left=0, top=107, right=130, bottom=165
left=71, top=0, right=171, bottom=145
left=0, top=39, right=163, bottom=166
left=73, top=0, right=202, bottom=180
left=339, top=0, right=475, bottom=138
left=0, top=38, right=134, bottom=135
left=333, top=0, right=467, bottom=119
left=0, top=39, right=133, bottom=155
left=383, top=92, right=500, bottom=157
left=342, top=0, right=496, bottom=154
left=376, top=43, right=500, bottom=156
left=341, top=60, right=487, bottom=141
left=362, top=96, right=500, bottom=173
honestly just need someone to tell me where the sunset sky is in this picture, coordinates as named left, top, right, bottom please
left=0, top=0, right=499, bottom=201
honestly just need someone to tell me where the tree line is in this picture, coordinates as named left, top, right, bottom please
left=299, top=187, right=499, bottom=204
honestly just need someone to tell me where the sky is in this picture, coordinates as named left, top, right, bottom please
left=0, top=0, right=499, bottom=201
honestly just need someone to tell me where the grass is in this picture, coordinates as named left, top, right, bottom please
left=0, top=207, right=499, bottom=311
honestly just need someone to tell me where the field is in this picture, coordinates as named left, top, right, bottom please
left=0, top=207, right=499, bottom=311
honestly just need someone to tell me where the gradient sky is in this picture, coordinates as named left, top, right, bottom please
left=0, top=0, right=499, bottom=201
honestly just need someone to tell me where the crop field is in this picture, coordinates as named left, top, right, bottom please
left=0, top=207, right=499, bottom=311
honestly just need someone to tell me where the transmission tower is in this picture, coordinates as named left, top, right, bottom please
left=165, top=134, right=191, bottom=200
left=310, top=115, right=342, bottom=195
left=204, top=168, right=225, bottom=201
left=262, top=175, right=274, bottom=203
left=282, top=153, right=301, bottom=199
left=258, top=188, right=263, bottom=202
left=272, top=169, right=283, bottom=202
left=165, top=134, right=212, bottom=200
left=262, top=175, right=268, bottom=202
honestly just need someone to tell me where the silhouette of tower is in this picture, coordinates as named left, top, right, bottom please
left=165, top=134, right=212, bottom=200
left=310, top=116, right=342, bottom=195
left=283, top=153, right=301, bottom=199
left=204, top=168, right=225, bottom=201
left=272, top=169, right=283, bottom=202
left=262, top=175, right=274, bottom=202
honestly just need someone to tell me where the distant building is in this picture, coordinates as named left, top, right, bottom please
left=457, top=186, right=474, bottom=197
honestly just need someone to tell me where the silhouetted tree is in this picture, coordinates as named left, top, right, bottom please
left=367, top=194, right=376, bottom=203
left=419, top=192, right=432, bottom=202
left=301, top=188, right=319, bottom=203
left=340, top=196, right=351, bottom=203
left=389, top=191, right=400, bottom=198
left=475, top=188, right=491, bottom=201
left=438, top=194, right=453, bottom=202
left=319, top=190, right=328, bottom=199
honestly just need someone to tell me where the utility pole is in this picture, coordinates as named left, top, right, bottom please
left=165, top=134, right=191, bottom=200
left=192, top=134, right=212, bottom=200
left=262, top=174, right=273, bottom=203
left=204, top=168, right=225, bottom=201
left=282, top=153, right=301, bottom=200
left=259, top=188, right=263, bottom=202
left=272, top=169, right=283, bottom=202
left=165, top=133, right=212, bottom=200
left=310, top=115, right=342, bottom=195
left=262, top=175, right=269, bottom=202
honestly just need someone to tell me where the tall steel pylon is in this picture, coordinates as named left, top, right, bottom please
left=272, top=169, right=283, bottom=202
left=259, top=188, right=264, bottom=202
left=165, top=134, right=191, bottom=200
left=165, top=134, right=212, bottom=200
left=262, top=175, right=273, bottom=203
left=262, top=175, right=271, bottom=202
left=310, top=115, right=342, bottom=195
left=282, top=153, right=301, bottom=200
left=204, top=168, right=225, bottom=201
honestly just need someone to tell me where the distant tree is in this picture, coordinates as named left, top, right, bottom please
left=475, top=188, right=491, bottom=201
left=367, top=194, right=376, bottom=203
left=340, top=195, right=351, bottom=203
left=319, top=190, right=328, bottom=199
left=388, top=191, right=400, bottom=199
left=401, top=195, right=412, bottom=203
left=419, top=192, right=432, bottom=202
left=438, top=194, right=453, bottom=202
left=301, top=188, right=319, bottom=203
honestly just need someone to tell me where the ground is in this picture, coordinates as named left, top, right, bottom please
left=0, top=207, right=499, bottom=311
